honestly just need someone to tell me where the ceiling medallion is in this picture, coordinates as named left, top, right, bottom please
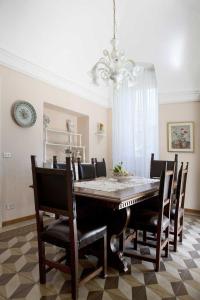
left=91, top=0, right=142, bottom=90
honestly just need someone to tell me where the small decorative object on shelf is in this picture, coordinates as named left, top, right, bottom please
left=66, top=119, right=74, bottom=132
left=113, top=162, right=133, bottom=182
left=43, top=114, right=50, bottom=128
left=96, top=122, right=106, bottom=136
left=65, top=147, right=72, bottom=157
left=97, top=122, right=104, bottom=133
left=76, top=150, right=81, bottom=159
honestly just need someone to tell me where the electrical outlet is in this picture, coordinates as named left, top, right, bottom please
left=5, top=203, right=15, bottom=210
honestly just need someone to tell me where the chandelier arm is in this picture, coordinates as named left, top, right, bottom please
left=95, top=61, right=112, bottom=73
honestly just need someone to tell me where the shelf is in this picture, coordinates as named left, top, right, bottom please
left=44, top=126, right=86, bottom=163
left=47, top=128, right=81, bottom=136
left=46, top=142, right=85, bottom=149
left=95, top=132, right=106, bottom=136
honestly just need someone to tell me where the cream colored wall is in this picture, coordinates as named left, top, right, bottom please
left=0, top=65, right=108, bottom=222
left=159, top=101, right=200, bottom=210
left=0, top=76, right=2, bottom=227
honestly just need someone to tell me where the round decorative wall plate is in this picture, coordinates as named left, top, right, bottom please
left=12, top=101, right=37, bottom=128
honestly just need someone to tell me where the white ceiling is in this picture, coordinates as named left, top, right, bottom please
left=0, top=0, right=200, bottom=106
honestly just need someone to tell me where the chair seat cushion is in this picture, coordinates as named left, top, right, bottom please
left=130, top=210, right=170, bottom=232
left=170, top=205, right=184, bottom=219
left=41, top=218, right=106, bottom=249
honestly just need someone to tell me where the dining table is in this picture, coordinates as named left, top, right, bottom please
left=73, top=177, right=160, bottom=272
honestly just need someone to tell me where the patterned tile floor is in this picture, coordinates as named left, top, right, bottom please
left=0, top=215, right=200, bottom=300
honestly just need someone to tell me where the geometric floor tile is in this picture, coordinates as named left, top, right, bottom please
left=0, top=215, right=200, bottom=299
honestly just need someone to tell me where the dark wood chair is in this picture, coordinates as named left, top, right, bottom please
left=77, top=157, right=96, bottom=180
left=93, top=158, right=107, bottom=177
left=124, top=164, right=174, bottom=271
left=53, top=155, right=76, bottom=180
left=170, top=162, right=189, bottom=251
left=31, top=156, right=107, bottom=300
left=150, top=153, right=178, bottom=180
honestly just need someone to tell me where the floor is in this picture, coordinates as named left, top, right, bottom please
left=0, top=215, right=200, bottom=300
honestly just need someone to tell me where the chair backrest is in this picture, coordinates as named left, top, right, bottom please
left=93, top=158, right=107, bottom=177
left=150, top=153, right=178, bottom=179
left=157, top=164, right=175, bottom=227
left=175, top=162, right=189, bottom=213
left=77, top=157, right=96, bottom=180
left=31, top=156, right=75, bottom=217
left=53, top=155, right=76, bottom=180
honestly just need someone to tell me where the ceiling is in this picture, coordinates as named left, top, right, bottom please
left=0, top=0, right=200, bottom=106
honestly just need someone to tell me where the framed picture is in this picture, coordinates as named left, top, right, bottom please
left=167, top=122, right=194, bottom=152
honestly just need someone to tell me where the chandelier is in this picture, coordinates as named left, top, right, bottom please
left=91, top=0, right=141, bottom=89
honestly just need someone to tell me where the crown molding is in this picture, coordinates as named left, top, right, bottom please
left=0, top=48, right=199, bottom=107
left=0, top=48, right=109, bottom=108
left=159, top=90, right=200, bottom=104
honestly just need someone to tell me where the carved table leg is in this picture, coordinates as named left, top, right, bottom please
left=76, top=197, right=131, bottom=273
left=107, top=207, right=131, bottom=272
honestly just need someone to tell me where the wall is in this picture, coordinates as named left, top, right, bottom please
left=0, top=65, right=108, bottom=222
left=0, top=76, right=2, bottom=227
left=159, top=101, right=200, bottom=210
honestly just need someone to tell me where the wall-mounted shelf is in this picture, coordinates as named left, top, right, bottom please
left=95, top=132, right=106, bottom=137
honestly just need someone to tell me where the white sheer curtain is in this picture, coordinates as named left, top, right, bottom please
left=112, top=63, right=159, bottom=177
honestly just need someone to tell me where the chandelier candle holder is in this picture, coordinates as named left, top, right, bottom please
left=91, top=0, right=142, bottom=89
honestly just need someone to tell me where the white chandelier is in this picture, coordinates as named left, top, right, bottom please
left=91, top=0, right=141, bottom=89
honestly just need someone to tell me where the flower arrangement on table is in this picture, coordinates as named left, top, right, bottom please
left=113, top=162, right=132, bottom=182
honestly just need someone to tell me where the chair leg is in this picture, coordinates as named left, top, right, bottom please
left=134, top=230, right=138, bottom=250
left=155, top=231, right=161, bottom=272
left=102, top=233, right=107, bottom=278
left=179, top=216, right=184, bottom=243
left=143, top=230, right=147, bottom=244
left=71, top=251, right=79, bottom=300
left=38, top=240, right=46, bottom=284
left=173, top=220, right=178, bottom=252
left=164, top=227, right=169, bottom=257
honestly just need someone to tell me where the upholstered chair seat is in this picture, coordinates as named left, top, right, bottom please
left=42, top=218, right=107, bottom=249
left=132, top=210, right=170, bottom=231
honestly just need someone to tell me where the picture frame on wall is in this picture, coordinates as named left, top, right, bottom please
left=167, top=122, right=194, bottom=153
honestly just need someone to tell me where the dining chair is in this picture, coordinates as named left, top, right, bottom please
left=150, top=153, right=178, bottom=180
left=53, top=155, right=77, bottom=180
left=93, top=158, right=107, bottom=177
left=77, top=157, right=96, bottom=180
left=125, top=164, right=174, bottom=271
left=170, top=162, right=189, bottom=251
left=31, top=156, right=107, bottom=300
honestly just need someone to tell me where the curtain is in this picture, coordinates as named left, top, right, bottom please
left=112, top=63, right=159, bottom=177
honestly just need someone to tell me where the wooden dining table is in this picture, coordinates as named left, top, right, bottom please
left=73, top=178, right=160, bottom=272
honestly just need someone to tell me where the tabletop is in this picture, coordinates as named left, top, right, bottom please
left=74, top=178, right=160, bottom=209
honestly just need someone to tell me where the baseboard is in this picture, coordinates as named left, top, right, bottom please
left=185, top=208, right=200, bottom=216
left=2, top=214, right=36, bottom=227
left=2, top=208, right=199, bottom=227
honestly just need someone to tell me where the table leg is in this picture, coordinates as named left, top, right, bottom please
left=76, top=197, right=131, bottom=273
left=107, top=207, right=131, bottom=272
